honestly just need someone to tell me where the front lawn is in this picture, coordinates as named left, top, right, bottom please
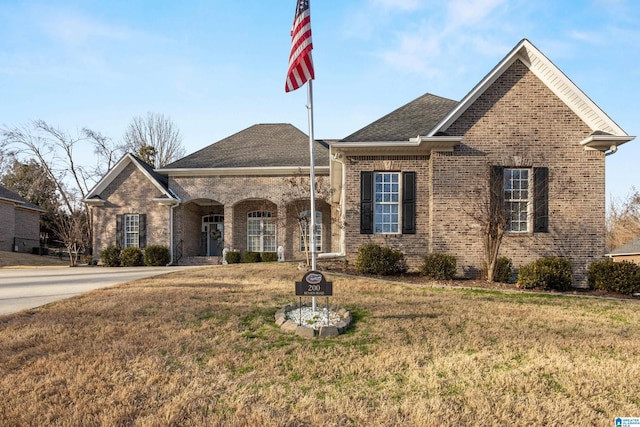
left=1, top=263, right=638, bottom=426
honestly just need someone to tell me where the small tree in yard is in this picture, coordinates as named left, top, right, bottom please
left=52, top=206, right=87, bottom=266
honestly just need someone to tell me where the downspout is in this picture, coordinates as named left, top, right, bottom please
left=168, top=203, right=176, bottom=265
left=318, top=149, right=347, bottom=259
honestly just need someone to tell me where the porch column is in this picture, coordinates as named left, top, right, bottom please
left=277, top=202, right=287, bottom=256
left=224, top=204, right=234, bottom=251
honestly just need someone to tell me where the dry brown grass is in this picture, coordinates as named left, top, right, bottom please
left=1, top=263, right=639, bottom=426
left=0, top=250, right=69, bottom=268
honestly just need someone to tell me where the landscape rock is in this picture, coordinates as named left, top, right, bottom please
left=296, top=325, right=316, bottom=339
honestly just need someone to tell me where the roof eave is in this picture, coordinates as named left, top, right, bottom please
left=330, top=136, right=461, bottom=154
left=157, top=166, right=330, bottom=177
left=580, top=135, right=635, bottom=154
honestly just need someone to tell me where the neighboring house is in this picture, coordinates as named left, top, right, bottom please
left=0, top=184, right=45, bottom=253
left=606, top=238, right=640, bottom=264
left=85, top=39, right=634, bottom=286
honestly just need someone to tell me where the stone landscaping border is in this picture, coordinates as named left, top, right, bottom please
left=275, top=303, right=352, bottom=339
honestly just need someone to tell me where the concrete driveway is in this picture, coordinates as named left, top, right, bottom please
left=0, top=266, right=199, bottom=316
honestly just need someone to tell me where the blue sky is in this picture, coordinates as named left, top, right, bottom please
left=0, top=0, right=638, bottom=203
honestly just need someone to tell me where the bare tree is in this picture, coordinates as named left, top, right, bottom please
left=52, top=201, right=88, bottom=266
left=606, top=188, right=640, bottom=250
left=122, top=112, right=185, bottom=168
left=1, top=120, right=125, bottom=261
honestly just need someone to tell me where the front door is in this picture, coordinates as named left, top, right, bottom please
left=202, top=215, right=224, bottom=256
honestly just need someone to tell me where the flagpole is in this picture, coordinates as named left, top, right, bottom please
left=306, top=79, right=318, bottom=312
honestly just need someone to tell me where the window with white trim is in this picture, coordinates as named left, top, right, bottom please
left=299, top=211, right=322, bottom=252
left=247, top=211, right=276, bottom=252
left=374, top=172, right=400, bottom=234
left=124, top=214, right=140, bottom=247
left=504, top=168, right=531, bottom=232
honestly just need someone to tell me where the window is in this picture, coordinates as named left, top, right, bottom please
left=374, top=172, right=400, bottom=234
left=116, top=213, right=146, bottom=248
left=124, top=214, right=140, bottom=247
left=247, top=211, right=276, bottom=252
left=492, top=166, right=548, bottom=234
left=360, top=171, right=416, bottom=235
left=504, top=168, right=530, bottom=232
left=299, top=211, right=322, bottom=252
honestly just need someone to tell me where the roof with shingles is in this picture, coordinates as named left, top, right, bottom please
left=0, top=184, right=44, bottom=212
left=129, top=154, right=169, bottom=189
left=341, top=93, right=458, bottom=142
left=163, top=123, right=329, bottom=169
left=608, top=238, right=640, bottom=256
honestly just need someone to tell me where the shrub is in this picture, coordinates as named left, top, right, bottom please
left=517, top=257, right=573, bottom=291
left=588, top=259, right=640, bottom=295
left=120, top=247, right=144, bottom=267
left=261, top=251, right=278, bottom=262
left=144, top=245, right=170, bottom=266
left=243, top=251, right=262, bottom=263
left=493, top=256, right=513, bottom=283
left=354, top=243, right=408, bottom=276
left=420, top=253, right=457, bottom=280
left=100, top=246, right=121, bottom=267
left=225, top=250, right=241, bottom=264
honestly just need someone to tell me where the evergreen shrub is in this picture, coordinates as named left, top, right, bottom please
left=420, top=253, right=457, bottom=280
left=354, top=243, right=408, bottom=275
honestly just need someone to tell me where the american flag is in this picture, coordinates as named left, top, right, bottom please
left=285, top=0, right=314, bottom=92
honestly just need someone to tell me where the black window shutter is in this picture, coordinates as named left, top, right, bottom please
left=402, top=172, right=416, bottom=234
left=139, top=214, right=147, bottom=248
left=490, top=166, right=504, bottom=221
left=116, top=214, right=124, bottom=248
left=533, top=167, right=549, bottom=233
left=360, top=171, right=374, bottom=234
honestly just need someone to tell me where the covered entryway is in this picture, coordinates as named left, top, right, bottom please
left=202, top=214, right=224, bottom=256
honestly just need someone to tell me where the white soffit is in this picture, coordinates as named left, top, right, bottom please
left=429, top=39, right=629, bottom=137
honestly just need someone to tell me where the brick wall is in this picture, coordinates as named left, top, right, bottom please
left=170, top=173, right=334, bottom=261
left=0, top=201, right=16, bottom=252
left=340, top=60, right=605, bottom=286
left=92, top=162, right=171, bottom=261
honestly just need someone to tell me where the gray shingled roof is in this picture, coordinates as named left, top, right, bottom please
left=164, top=124, right=329, bottom=169
left=341, top=93, right=458, bottom=142
left=129, top=154, right=169, bottom=189
left=608, top=237, right=640, bottom=256
left=0, top=184, right=44, bottom=211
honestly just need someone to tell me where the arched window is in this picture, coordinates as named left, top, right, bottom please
left=247, top=211, right=276, bottom=252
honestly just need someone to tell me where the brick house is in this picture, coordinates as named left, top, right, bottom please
left=85, top=39, right=633, bottom=285
left=85, top=123, right=335, bottom=264
left=0, top=184, right=44, bottom=253
left=606, top=238, right=640, bottom=264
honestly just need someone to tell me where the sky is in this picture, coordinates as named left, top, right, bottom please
left=0, top=0, right=638, bottom=203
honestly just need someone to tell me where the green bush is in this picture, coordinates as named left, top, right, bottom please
left=588, top=259, right=640, bottom=295
left=261, top=251, right=278, bottom=262
left=120, top=246, right=144, bottom=267
left=100, top=246, right=121, bottom=267
left=493, top=256, right=513, bottom=283
left=420, top=253, right=457, bottom=280
left=225, top=250, right=241, bottom=264
left=354, top=243, right=408, bottom=276
left=517, top=257, right=573, bottom=291
left=243, top=251, right=262, bottom=263
left=144, top=245, right=170, bottom=266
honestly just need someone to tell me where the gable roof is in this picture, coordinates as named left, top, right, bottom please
left=428, top=38, right=634, bottom=146
left=0, top=184, right=45, bottom=212
left=161, top=123, right=329, bottom=170
left=341, top=93, right=458, bottom=142
left=607, top=238, right=640, bottom=257
left=84, top=153, right=176, bottom=204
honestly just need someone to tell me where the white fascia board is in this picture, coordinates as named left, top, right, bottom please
left=428, top=39, right=631, bottom=138
left=157, top=166, right=330, bottom=177
left=152, top=197, right=180, bottom=206
left=331, top=136, right=461, bottom=154
left=580, top=135, right=635, bottom=151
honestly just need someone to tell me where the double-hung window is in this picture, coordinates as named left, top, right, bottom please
left=374, top=172, right=400, bottom=234
left=247, top=211, right=276, bottom=252
left=492, top=166, right=548, bottom=234
left=360, top=171, right=416, bottom=235
left=124, top=214, right=140, bottom=247
left=504, top=168, right=530, bottom=232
